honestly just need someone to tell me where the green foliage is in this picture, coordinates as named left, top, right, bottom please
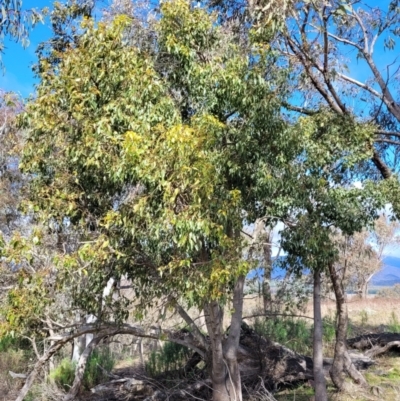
left=253, top=317, right=312, bottom=354
left=0, top=334, right=18, bottom=352
left=49, top=348, right=115, bottom=391
left=321, top=315, right=336, bottom=344
left=253, top=314, right=350, bottom=355
left=11, top=0, right=396, bottom=364
left=0, top=1, right=44, bottom=53
left=146, top=341, right=191, bottom=378
left=388, top=311, right=400, bottom=333
left=83, top=347, right=115, bottom=389
left=49, top=358, right=76, bottom=391
left=19, top=0, right=289, bottom=320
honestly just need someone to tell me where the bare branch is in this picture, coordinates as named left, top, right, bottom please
left=326, top=31, right=362, bottom=50
left=337, top=73, right=383, bottom=100
left=351, top=10, right=369, bottom=54
left=375, top=138, right=400, bottom=146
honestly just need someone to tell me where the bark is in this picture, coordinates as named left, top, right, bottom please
left=343, top=351, right=368, bottom=387
left=328, top=262, right=347, bottom=390
left=262, top=241, right=273, bottom=312
left=313, top=270, right=328, bottom=401
left=224, top=275, right=245, bottom=401
left=62, top=336, right=102, bottom=401
left=204, top=275, right=245, bottom=401
left=358, top=279, right=368, bottom=299
left=204, top=300, right=229, bottom=401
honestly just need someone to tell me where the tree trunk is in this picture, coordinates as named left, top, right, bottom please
left=224, top=275, right=245, bottom=401
left=263, top=239, right=273, bottom=312
left=204, top=275, right=245, bottom=401
left=328, top=262, right=347, bottom=390
left=358, top=278, right=368, bottom=299
left=204, top=300, right=230, bottom=401
left=313, top=270, right=328, bottom=401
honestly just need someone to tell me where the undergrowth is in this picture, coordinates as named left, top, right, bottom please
left=49, top=346, right=115, bottom=391
left=146, top=341, right=191, bottom=378
left=253, top=317, right=312, bottom=354
left=387, top=310, right=400, bottom=333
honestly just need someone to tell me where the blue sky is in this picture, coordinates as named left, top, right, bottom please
left=0, top=0, right=54, bottom=98
left=1, top=0, right=398, bottom=99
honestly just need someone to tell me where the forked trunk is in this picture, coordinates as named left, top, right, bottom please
left=313, top=270, right=328, bottom=401
left=205, top=276, right=244, bottom=401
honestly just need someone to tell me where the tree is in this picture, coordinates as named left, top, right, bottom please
left=334, top=214, right=400, bottom=299
left=0, top=1, right=43, bottom=62
left=4, top=1, right=399, bottom=400
left=17, top=3, right=292, bottom=399
left=274, top=0, right=400, bottom=182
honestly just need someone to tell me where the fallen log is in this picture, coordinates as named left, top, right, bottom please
left=347, top=333, right=400, bottom=358
left=347, top=333, right=400, bottom=351
left=235, top=324, right=374, bottom=391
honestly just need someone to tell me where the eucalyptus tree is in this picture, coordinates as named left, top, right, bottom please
left=0, top=0, right=43, bottom=49
left=15, top=2, right=292, bottom=400
left=4, top=2, right=397, bottom=401
left=272, top=0, right=400, bottom=182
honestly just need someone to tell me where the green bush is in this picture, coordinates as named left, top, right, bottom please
left=388, top=311, right=400, bottom=333
left=322, top=315, right=336, bottom=343
left=49, top=347, right=115, bottom=391
left=83, top=347, right=115, bottom=389
left=146, top=341, right=191, bottom=378
left=49, top=358, right=76, bottom=391
left=0, top=335, right=32, bottom=353
left=253, top=317, right=312, bottom=354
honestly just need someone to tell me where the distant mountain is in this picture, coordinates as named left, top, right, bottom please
left=247, top=256, right=308, bottom=281
left=370, top=256, right=400, bottom=286
left=248, top=255, right=400, bottom=287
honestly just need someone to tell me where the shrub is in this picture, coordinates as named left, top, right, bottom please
left=83, top=347, right=115, bottom=389
left=49, top=347, right=115, bottom=391
left=322, top=315, right=336, bottom=343
left=49, top=358, right=76, bottom=391
left=253, top=317, right=312, bottom=354
left=388, top=311, right=400, bottom=333
left=146, top=341, right=191, bottom=378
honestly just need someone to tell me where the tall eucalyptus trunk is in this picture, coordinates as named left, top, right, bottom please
left=313, top=270, right=328, bottom=401
left=328, top=262, right=347, bottom=390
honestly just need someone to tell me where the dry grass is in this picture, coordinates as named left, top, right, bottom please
left=0, top=350, right=26, bottom=401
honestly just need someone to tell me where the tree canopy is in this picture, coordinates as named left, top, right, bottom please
left=1, top=1, right=400, bottom=400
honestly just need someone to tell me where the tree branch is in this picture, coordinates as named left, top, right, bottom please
left=337, top=73, right=383, bottom=100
